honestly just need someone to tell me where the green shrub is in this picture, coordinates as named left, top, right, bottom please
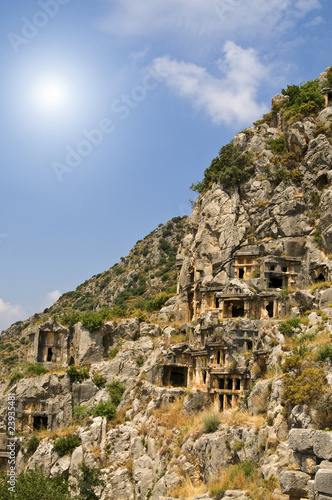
left=107, top=379, right=126, bottom=406
left=82, top=311, right=104, bottom=331
left=283, top=361, right=326, bottom=406
left=54, top=434, right=81, bottom=457
left=268, top=135, right=286, bottom=154
left=108, top=348, right=118, bottom=359
left=26, top=364, right=48, bottom=376
left=73, top=405, right=89, bottom=422
left=278, top=317, right=302, bottom=336
left=0, top=467, right=71, bottom=500
left=9, top=371, right=24, bottom=385
left=191, top=143, right=252, bottom=194
left=60, top=311, right=81, bottom=329
left=77, top=464, right=105, bottom=500
left=203, top=412, right=220, bottom=433
left=136, top=356, right=144, bottom=367
left=230, top=460, right=257, bottom=480
left=3, top=355, right=19, bottom=366
left=91, top=401, right=117, bottom=420
left=145, top=292, right=171, bottom=312
left=92, top=373, right=107, bottom=388
left=281, top=80, right=324, bottom=122
left=66, top=366, right=90, bottom=384
left=233, top=439, right=243, bottom=451
left=26, top=436, right=40, bottom=455
left=316, top=343, right=332, bottom=362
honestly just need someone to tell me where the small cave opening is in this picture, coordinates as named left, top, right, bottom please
left=33, top=416, right=48, bottom=430
left=232, top=302, right=244, bottom=317
left=266, top=301, right=274, bottom=318
left=315, top=273, right=325, bottom=283
left=238, top=268, right=244, bottom=279
left=218, top=378, right=224, bottom=390
left=227, top=379, right=233, bottom=390
left=269, top=276, right=283, bottom=288
left=170, top=368, right=187, bottom=387
left=47, top=348, right=53, bottom=362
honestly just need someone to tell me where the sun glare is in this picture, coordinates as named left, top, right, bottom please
left=31, top=77, right=69, bottom=113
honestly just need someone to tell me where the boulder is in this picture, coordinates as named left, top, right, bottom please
left=314, top=468, right=332, bottom=496
left=279, top=470, right=310, bottom=497
left=319, top=287, right=332, bottom=309
left=288, top=429, right=315, bottom=453
left=113, top=318, right=140, bottom=341
left=313, top=431, right=332, bottom=460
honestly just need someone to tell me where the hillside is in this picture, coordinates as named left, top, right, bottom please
left=0, top=67, right=332, bottom=500
left=0, top=216, right=186, bottom=340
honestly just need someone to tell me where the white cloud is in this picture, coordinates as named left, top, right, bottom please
left=305, top=15, right=324, bottom=26
left=0, top=298, right=25, bottom=332
left=99, top=0, right=321, bottom=43
left=43, top=290, right=61, bottom=309
left=295, top=0, right=322, bottom=15
left=150, top=42, right=269, bottom=125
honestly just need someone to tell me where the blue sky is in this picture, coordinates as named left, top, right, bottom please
left=0, top=0, right=331, bottom=331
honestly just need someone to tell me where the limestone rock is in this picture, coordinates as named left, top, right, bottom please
left=313, top=431, right=332, bottom=460
left=314, top=468, right=332, bottom=496
left=288, top=429, right=315, bottom=453
left=279, top=470, right=310, bottom=497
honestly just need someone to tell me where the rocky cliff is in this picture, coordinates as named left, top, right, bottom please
left=0, top=68, right=332, bottom=500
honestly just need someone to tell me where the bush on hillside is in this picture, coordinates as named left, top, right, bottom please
left=191, top=143, right=253, bottom=194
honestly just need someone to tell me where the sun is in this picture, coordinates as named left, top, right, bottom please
left=31, top=76, right=69, bottom=113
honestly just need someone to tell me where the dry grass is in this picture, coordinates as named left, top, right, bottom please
left=219, top=410, right=265, bottom=429
left=311, top=330, right=331, bottom=347
left=207, top=464, right=280, bottom=500
left=34, top=424, right=79, bottom=440
left=169, top=476, right=206, bottom=499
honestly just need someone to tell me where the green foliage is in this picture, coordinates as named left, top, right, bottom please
left=92, top=373, right=107, bottom=388
left=316, top=343, right=332, bottom=362
left=77, top=464, right=105, bottom=500
left=254, top=111, right=273, bottom=126
left=3, top=355, right=19, bottom=366
left=26, top=436, right=40, bottom=455
left=73, top=405, right=89, bottom=422
left=108, top=348, right=118, bottom=359
left=91, top=400, right=117, bottom=420
left=278, top=317, right=302, bottom=336
left=282, top=357, right=326, bottom=407
left=60, top=311, right=81, bottom=329
left=233, top=439, right=243, bottom=451
left=9, top=371, right=24, bottom=385
left=0, top=468, right=71, bottom=500
left=313, top=228, right=324, bottom=250
left=107, top=379, right=126, bottom=406
left=191, top=143, right=252, bottom=194
left=145, top=292, right=171, bottom=311
left=136, top=356, right=144, bottom=367
left=268, top=135, right=286, bottom=154
left=203, top=412, right=220, bottom=433
left=82, top=311, right=104, bottom=331
left=280, top=80, right=324, bottom=125
left=66, top=366, right=90, bottom=384
left=26, top=364, right=48, bottom=376
left=230, top=460, right=257, bottom=479
left=54, top=434, right=81, bottom=457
